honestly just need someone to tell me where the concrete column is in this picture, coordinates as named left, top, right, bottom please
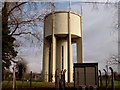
left=50, top=12, right=56, bottom=82
left=51, top=36, right=56, bottom=82
left=68, top=11, right=73, bottom=82
left=63, top=40, right=68, bottom=82
left=56, top=39, right=68, bottom=82
left=77, top=38, right=83, bottom=63
left=43, top=39, right=49, bottom=82
left=56, top=40, right=62, bottom=73
left=69, top=43, right=73, bottom=82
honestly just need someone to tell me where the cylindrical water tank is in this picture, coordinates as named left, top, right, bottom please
left=44, top=11, right=82, bottom=38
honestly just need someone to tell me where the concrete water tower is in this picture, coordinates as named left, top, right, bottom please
left=42, top=11, right=83, bottom=82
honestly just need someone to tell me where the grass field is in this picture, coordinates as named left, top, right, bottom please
left=2, top=80, right=74, bottom=88
left=100, top=80, right=120, bottom=88
left=2, top=81, right=55, bottom=88
left=2, top=80, right=120, bottom=88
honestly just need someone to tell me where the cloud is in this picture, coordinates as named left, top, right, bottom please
left=71, top=3, right=118, bottom=71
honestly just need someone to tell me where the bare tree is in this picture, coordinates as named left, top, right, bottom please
left=109, top=55, right=120, bottom=64
left=2, top=2, right=56, bottom=69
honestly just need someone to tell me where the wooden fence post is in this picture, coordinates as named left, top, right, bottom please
left=12, top=67, right=16, bottom=90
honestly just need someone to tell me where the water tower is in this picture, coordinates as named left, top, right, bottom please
left=42, top=11, right=83, bottom=82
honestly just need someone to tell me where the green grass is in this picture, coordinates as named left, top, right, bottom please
left=2, top=80, right=55, bottom=88
left=114, top=81, right=120, bottom=87
left=2, top=80, right=74, bottom=88
left=101, top=80, right=120, bottom=88
left=2, top=80, right=120, bottom=88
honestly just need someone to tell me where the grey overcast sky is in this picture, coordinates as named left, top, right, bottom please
left=14, top=1, right=118, bottom=73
